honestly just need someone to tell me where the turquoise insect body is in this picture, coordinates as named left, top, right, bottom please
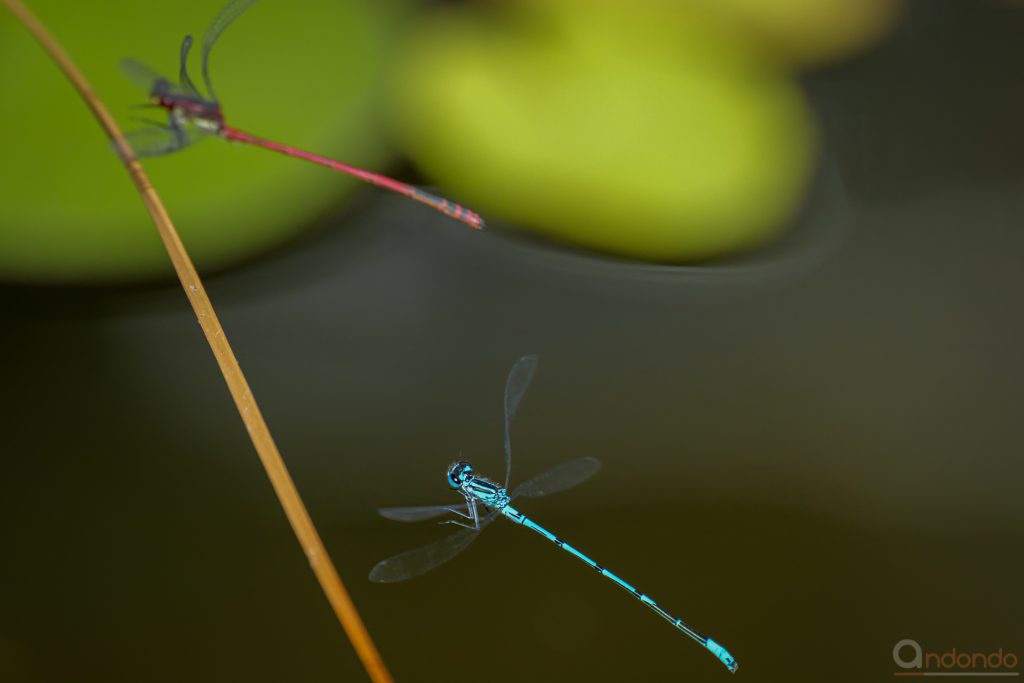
left=371, top=355, right=738, bottom=673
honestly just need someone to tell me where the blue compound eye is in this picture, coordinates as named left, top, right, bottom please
left=447, top=461, right=472, bottom=488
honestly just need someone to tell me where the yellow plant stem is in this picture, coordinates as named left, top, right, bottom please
left=1, top=1, right=394, bottom=681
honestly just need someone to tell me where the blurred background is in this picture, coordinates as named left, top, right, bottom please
left=1, top=0, right=1023, bottom=681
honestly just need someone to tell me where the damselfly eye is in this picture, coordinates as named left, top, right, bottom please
left=447, top=461, right=473, bottom=488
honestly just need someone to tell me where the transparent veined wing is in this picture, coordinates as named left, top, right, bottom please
left=119, top=59, right=193, bottom=98
left=503, top=354, right=538, bottom=487
left=378, top=503, right=471, bottom=523
left=177, top=35, right=203, bottom=97
left=119, top=123, right=211, bottom=158
left=510, top=457, right=601, bottom=499
left=369, top=510, right=500, bottom=583
left=201, top=0, right=261, bottom=101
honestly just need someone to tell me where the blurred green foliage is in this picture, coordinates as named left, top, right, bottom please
left=0, top=0, right=905, bottom=279
left=686, top=0, right=904, bottom=66
left=389, top=0, right=817, bottom=262
left=0, top=0, right=410, bottom=282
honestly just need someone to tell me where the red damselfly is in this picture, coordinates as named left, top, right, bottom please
left=120, top=0, right=483, bottom=230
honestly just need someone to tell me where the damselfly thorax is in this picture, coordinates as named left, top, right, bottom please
left=150, top=80, right=222, bottom=130
left=448, top=460, right=510, bottom=510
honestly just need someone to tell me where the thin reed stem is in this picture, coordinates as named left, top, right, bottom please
left=1, top=2, right=394, bottom=680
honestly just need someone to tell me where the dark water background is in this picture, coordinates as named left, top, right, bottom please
left=2, top=0, right=1023, bottom=681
